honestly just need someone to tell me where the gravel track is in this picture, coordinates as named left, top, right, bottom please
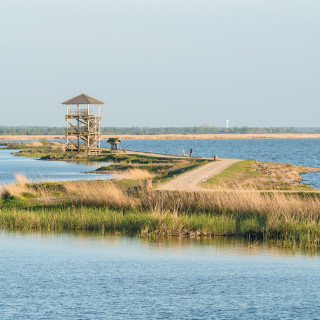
left=157, top=159, right=241, bottom=191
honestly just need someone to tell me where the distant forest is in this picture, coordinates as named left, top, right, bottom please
left=1, top=126, right=320, bottom=135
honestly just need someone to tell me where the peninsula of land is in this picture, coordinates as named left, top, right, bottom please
left=1, top=141, right=320, bottom=248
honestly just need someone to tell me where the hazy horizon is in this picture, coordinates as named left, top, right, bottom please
left=1, top=0, right=319, bottom=127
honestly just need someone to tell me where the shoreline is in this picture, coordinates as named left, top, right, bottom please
left=1, top=133, right=320, bottom=141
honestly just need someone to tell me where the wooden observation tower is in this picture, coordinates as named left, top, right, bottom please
left=61, top=94, right=105, bottom=154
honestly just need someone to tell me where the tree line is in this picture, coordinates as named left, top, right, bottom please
left=1, top=126, right=320, bottom=135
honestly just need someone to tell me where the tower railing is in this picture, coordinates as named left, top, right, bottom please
left=67, top=109, right=89, bottom=116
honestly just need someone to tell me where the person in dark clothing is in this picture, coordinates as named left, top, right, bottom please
left=189, top=148, right=193, bottom=157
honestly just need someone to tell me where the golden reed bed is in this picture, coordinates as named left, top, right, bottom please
left=1, top=133, right=320, bottom=140
left=2, top=177, right=320, bottom=246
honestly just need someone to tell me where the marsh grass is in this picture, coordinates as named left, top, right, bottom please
left=137, top=186, right=320, bottom=246
left=203, top=160, right=317, bottom=191
left=25, top=141, right=43, bottom=148
left=1, top=174, right=54, bottom=206
left=1, top=174, right=31, bottom=199
left=2, top=178, right=320, bottom=247
left=0, top=205, right=237, bottom=237
left=63, top=180, right=135, bottom=208
left=121, top=169, right=154, bottom=180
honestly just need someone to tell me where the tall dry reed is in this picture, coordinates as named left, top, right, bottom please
left=122, top=169, right=154, bottom=180
left=136, top=186, right=320, bottom=243
left=24, top=142, right=43, bottom=147
left=63, top=181, right=135, bottom=208
left=0, top=174, right=54, bottom=204
left=138, top=187, right=320, bottom=220
left=5, top=177, right=320, bottom=226
left=0, top=174, right=30, bottom=198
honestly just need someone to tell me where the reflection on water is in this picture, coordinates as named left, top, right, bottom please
left=4, top=229, right=319, bottom=258
left=139, top=236, right=320, bottom=258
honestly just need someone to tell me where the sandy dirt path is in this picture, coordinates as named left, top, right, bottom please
left=157, top=159, right=241, bottom=192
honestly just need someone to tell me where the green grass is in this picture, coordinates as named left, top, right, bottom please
left=0, top=205, right=235, bottom=235
left=202, top=160, right=314, bottom=191
left=203, top=160, right=259, bottom=187
left=2, top=185, right=320, bottom=247
left=1, top=204, right=320, bottom=248
left=97, top=151, right=196, bottom=165
left=96, top=164, right=173, bottom=173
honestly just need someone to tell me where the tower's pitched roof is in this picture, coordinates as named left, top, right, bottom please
left=61, top=94, right=105, bottom=105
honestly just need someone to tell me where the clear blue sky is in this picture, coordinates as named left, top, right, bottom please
left=1, top=0, right=319, bottom=127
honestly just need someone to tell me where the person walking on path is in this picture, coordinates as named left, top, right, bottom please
left=189, top=148, right=193, bottom=157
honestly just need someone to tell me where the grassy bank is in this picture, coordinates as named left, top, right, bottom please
left=202, top=160, right=320, bottom=190
left=0, top=206, right=236, bottom=237
left=1, top=178, right=320, bottom=247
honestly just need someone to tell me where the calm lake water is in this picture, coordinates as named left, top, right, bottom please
left=0, top=148, right=111, bottom=185
left=1, top=231, right=320, bottom=320
left=111, top=138, right=320, bottom=166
